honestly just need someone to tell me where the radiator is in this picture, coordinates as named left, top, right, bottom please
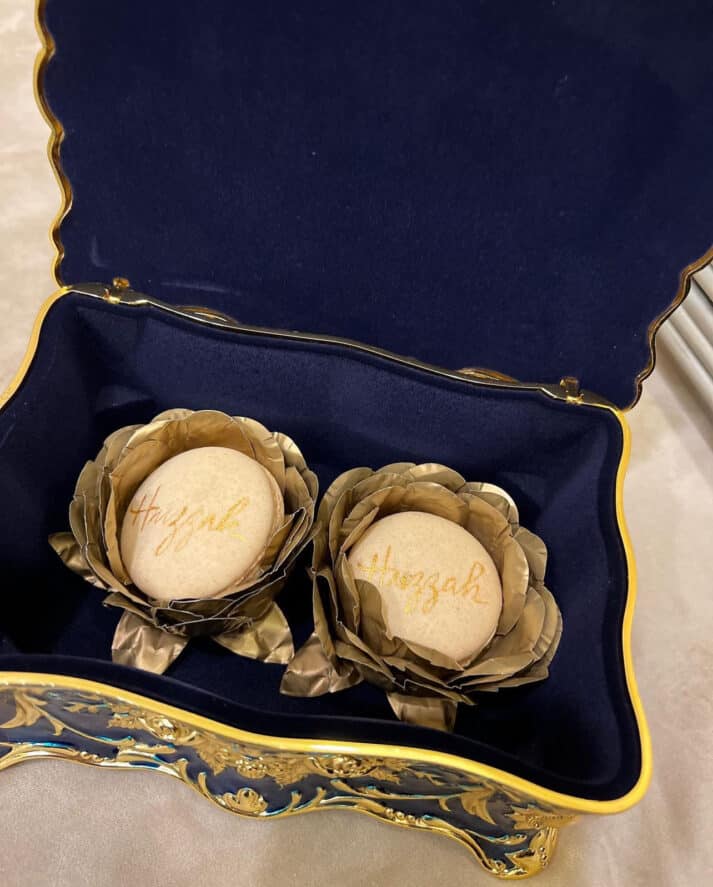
left=658, top=264, right=713, bottom=414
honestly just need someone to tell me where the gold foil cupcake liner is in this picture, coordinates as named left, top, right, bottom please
left=50, top=409, right=318, bottom=674
left=281, top=463, right=562, bottom=731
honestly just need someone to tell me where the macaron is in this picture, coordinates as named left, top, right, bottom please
left=119, top=446, right=284, bottom=601
left=348, top=510, right=503, bottom=663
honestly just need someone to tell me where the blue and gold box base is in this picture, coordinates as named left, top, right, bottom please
left=0, top=675, right=575, bottom=879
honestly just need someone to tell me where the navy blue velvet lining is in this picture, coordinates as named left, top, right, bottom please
left=43, top=0, right=713, bottom=408
left=0, top=293, right=638, bottom=800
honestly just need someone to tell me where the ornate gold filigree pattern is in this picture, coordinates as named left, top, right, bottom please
left=0, top=684, right=577, bottom=878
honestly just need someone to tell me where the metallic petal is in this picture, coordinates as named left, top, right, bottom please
left=348, top=471, right=407, bottom=505
left=256, top=514, right=297, bottom=574
left=111, top=610, right=188, bottom=673
left=461, top=482, right=520, bottom=525
left=463, top=495, right=529, bottom=634
left=337, top=485, right=406, bottom=541
left=149, top=408, right=194, bottom=424
left=320, top=467, right=374, bottom=523
left=351, top=576, right=403, bottom=658
left=400, top=482, right=469, bottom=524
left=378, top=462, right=416, bottom=475
left=334, top=555, right=362, bottom=632
left=334, top=640, right=395, bottom=684
left=213, top=603, right=294, bottom=664
left=514, top=526, right=548, bottom=584
left=386, top=693, right=458, bottom=732
left=283, top=464, right=313, bottom=514
left=404, top=463, right=466, bottom=491
left=338, top=506, right=380, bottom=556
left=241, top=418, right=287, bottom=493
left=280, top=633, right=353, bottom=697
left=495, top=537, right=530, bottom=635
left=328, top=488, right=359, bottom=563
left=48, top=531, right=104, bottom=589
left=456, top=589, right=546, bottom=683
left=457, top=653, right=536, bottom=687
left=400, top=637, right=469, bottom=672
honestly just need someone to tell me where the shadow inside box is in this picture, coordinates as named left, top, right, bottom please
left=91, top=386, right=161, bottom=440
left=0, top=564, right=111, bottom=655
left=0, top=532, right=627, bottom=791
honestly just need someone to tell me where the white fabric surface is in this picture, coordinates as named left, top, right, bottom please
left=1, top=3, right=712, bottom=884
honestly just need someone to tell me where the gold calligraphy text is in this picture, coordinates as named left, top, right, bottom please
left=354, top=546, right=489, bottom=615
left=126, top=486, right=251, bottom=556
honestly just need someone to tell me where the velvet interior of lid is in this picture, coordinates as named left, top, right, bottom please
left=42, top=0, right=713, bottom=408
left=0, top=293, right=639, bottom=801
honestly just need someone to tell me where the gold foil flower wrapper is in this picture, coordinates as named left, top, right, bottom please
left=281, top=463, right=561, bottom=731
left=49, top=409, right=318, bottom=674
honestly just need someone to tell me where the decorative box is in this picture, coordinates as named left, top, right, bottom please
left=1, top=1, right=712, bottom=877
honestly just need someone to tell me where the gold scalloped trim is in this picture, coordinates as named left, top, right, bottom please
left=34, top=0, right=70, bottom=285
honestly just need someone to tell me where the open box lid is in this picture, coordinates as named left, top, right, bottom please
left=41, top=0, right=713, bottom=409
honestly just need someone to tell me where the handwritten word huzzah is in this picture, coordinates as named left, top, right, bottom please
left=126, top=486, right=251, bottom=556
left=353, top=545, right=489, bottom=615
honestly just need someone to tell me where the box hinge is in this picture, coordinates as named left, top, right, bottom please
left=559, top=376, right=583, bottom=403
left=102, top=276, right=132, bottom=304
left=100, top=277, right=237, bottom=326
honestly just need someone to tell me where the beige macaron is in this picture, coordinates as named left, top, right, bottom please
left=348, top=510, right=503, bottom=664
left=120, top=446, right=284, bottom=602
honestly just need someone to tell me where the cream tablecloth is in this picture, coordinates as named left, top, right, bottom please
left=1, top=4, right=712, bottom=884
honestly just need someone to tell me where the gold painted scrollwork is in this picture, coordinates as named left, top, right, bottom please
left=0, top=685, right=575, bottom=878
left=507, top=805, right=578, bottom=832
